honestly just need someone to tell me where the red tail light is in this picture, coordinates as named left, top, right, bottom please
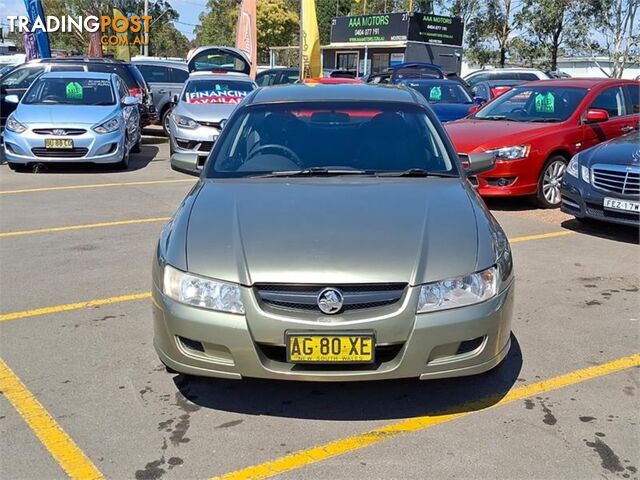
left=129, top=88, right=143, bottom=103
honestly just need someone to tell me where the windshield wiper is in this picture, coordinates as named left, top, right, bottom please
left=252, top=167, right=368, bottom=178
left=374, top=168, right=456, bottom=178
left=476, top=115, right=506, bottom=121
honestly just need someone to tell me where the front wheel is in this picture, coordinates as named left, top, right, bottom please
left=114, top=138, right=130, bottom=170
left=536, top=156, right=567, bottom=208
left=162, top=108, right=172, bottom=136
left=8, top=162, right=28, bottom=172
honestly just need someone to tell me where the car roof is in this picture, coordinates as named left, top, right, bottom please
left=522, top=78, right=634, bottom=88
left=40, top=71, right=114, bottom=80
left=248, top=84, right=419, bottom=105
left=28, top=57, right=126, bottom=64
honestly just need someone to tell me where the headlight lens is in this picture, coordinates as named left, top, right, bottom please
left=417, top=266, right=498, bottom=313
left=566, top=155, right=579, bottom=178
left=93, top=117, right=120, bottom=134
left=581, top=165, right=590, bottom=183
left=173, top=114, right=198, bottom=129
left=486, top=145, right=530, bottom=160
left=6, top=115, right=27, bottom=133
left=163, top=264, right=244, bottom=314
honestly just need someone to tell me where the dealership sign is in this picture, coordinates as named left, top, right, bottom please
left=330, top=12, right=463, bottom=47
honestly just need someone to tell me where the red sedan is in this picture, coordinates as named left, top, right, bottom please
left=446, top=78, right=639, bottom=207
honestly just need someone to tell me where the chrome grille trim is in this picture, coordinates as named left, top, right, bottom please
left=591, top=163, right=640, bottom=195
left=255, top=284, right=406, bottom=313
left=32, top=128, right=87, bottom=136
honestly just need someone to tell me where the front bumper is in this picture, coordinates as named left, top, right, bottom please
left=561, top=174, right=640, bottom=227
left=169, top=120, right=220, bottom=161
left=3, top=127, right=125, bottom=164
left=153, top=277, right=514, bottom=382
left=475, top=157, right=539, bottom=197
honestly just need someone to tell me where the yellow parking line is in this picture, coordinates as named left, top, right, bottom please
left=0, top=292, right=152, bottom=322
left=213, top=353, right=640, bottom=480
left=0, top=217, right=170, bottom=239
left=0, top=179, right=193, bottom=196
left=510, top=230, right=575, bottom=243
left=0, top=358, right=104, bottom=479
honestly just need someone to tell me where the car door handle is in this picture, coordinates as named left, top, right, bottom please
left=621, top=125, right=635, bottom=132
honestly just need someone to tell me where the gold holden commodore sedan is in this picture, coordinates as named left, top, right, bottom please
left=152, top=84, right=514, bottom=381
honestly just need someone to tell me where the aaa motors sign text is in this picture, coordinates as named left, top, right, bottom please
left=6, top=15, right=152, bottom=46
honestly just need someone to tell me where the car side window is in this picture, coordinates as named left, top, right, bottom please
left=117, top=78, right=128, bottom=100
left=2, top=66, right=45, bottom=89
left=623, top=84, right=639, bottom=114
left=256, top=72, right=276, bottom=86
left=170, top=68, right=189, bottom=83
left=590, top=86, right=627, bottom=117
left=466, top=73, right=489, bottom=86
left=137, top=64, right=171, bottom=83
left=517, top=73, right=539, bottom=81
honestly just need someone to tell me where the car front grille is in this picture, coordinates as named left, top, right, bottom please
left=198, top=141, right=214, bottom=152
left=31, top=147, right=89, bottom=158
left=592, top=164, right=640, bottom=195
left=255, top=283, right=406, bottom=314
left=32, top=128, right=87, bottom=136
left=175, top=139, right=214, bottom=152
left=198, top=120, right=222, bottom=128
left=586, top=201, right=640, bottom=222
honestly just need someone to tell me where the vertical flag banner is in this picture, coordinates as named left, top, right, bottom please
left=235, top=0, right=257, bottom=79
left=113, top=8, right=131, bottom=61
left=86, top=14, right=103, bottom=57
left=23, top=0, right=51, bottom=58
left=301, top=0, right=321, bottom=79
left=22, top=26, right=38, bottom=61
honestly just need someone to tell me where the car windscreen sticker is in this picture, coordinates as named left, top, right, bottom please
left=429, top=86, right=442, bottom=101
left=534, top=92, right=555, bottom=113
left=85, top=79, right=111, bottom=87
left=185, top=90, right=250, bottom=105
left=65, top=82, right=83, bottom=100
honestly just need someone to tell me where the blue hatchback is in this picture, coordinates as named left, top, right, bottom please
left=398, top=79, right=479, bottom=123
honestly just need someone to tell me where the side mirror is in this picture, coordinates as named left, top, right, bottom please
left=122, top=96, right=138, bottom=107
left=461, top=152, right=496, bottom=176
left=5, top=94, right=19, bottom=104
left=171, top=153, right=201, bottom=177
left=584, top=108, right=609, bottom=124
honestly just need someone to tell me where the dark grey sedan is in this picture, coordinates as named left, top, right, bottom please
left=153, top=84, right=514, bottom=381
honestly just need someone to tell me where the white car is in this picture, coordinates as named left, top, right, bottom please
left=464, top=68, right=551, bottom=87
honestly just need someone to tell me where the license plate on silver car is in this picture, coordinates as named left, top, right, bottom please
left=603, top=197, right=640, bottom=212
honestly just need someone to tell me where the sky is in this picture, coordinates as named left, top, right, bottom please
left=0, top=0, right=204, bottom=41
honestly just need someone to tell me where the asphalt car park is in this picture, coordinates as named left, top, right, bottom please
left=0, top=132, right=638, bottom=480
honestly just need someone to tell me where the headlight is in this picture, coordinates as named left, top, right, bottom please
left=566, top=155, right=579, bottom=178
left=163, top=264, right=244, bottom=314
left=417, top=266, right=498, bottom=313
left=486, top=145, right=530, bottom=160
left=581, top=165, right=590, bottom=183
left=173, top=114, right=198, bottom=129
left=93, top=117, right=120, bottom=134
left=6, top=115, right=27, bottom=133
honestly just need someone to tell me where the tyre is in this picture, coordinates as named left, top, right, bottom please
left=7, top=162, right=28, bottom=172
left=131, top=135, right=142, bottom=154
left=536, top=155, right=567, bottom=208
left=161, top=107, right=172, bottom=137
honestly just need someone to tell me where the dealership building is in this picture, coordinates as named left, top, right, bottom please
left=321, top=12, right=464, bottom=76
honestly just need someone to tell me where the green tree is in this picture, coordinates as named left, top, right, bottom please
left=150, top=22, right=191, bottom=57
left=467, top=0, right=519, bottom=67
left=515, top=0, right=580, bottom=71
left=316, top=0, right=351, bottom=44
left=195, top=0, right=239, bottom=46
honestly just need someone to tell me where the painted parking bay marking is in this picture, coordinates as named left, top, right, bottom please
left=0, top=229, right=577, bottom=322
left=212, top=354, right=640, bottom=480
left=0, top=178, right=194, bottom=196
left=0, top=217, right=170, bottom=239
left=0, top=358, right=104, bottom=479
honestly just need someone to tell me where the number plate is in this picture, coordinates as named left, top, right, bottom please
left=603, top=197, right=640, bottom=213
left=286, top=333, right=375, bottom=364
left=45, top=138, right=74, bottom=149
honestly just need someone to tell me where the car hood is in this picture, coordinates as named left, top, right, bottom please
left=184, top=178, right=488, bottom=286
left=445, top=119, right=555, bottom=153
left=581, top=131, right=640, bottom=167
left=175, top=101, right=238, bottom=122
left=15, top=104, right=119, bottom=126
left=430, top=103, right=472, bottom=123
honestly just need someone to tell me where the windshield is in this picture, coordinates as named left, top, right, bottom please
left=475, top=86, right=587, bottom=122
left=404, top=81, right=472, bottom=104
left=182, top=79, right=254, bottom=105
left=23, top=77, right=115, bottom=105
left=206, top=102, right=457, bottom=178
